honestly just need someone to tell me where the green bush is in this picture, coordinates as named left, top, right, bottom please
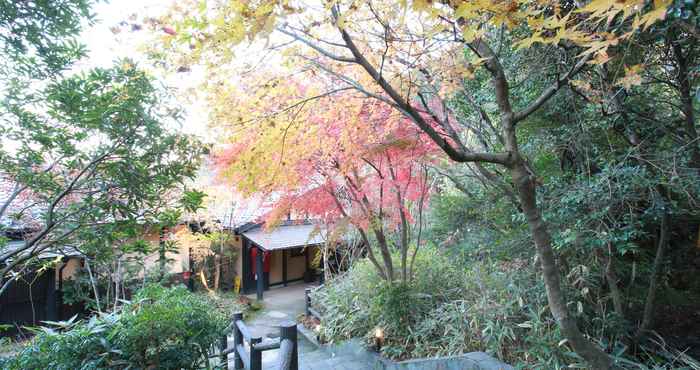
left=2, top=284, right=228, bottom=370
left=314, top=247, right=488, bottom=361
left=312, top=248, right=699, bottom=369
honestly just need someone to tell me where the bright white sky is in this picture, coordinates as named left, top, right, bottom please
left=75, top=0, right=271, bottom=223
left=78, top=0, right=210, bottom=138
left=79, top=0, right=165, bottom=67
left=76, top=0, right=280, bottom=226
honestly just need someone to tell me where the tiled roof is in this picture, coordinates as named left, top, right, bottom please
left=3, top=240, right=84, bottom=259
left=0, top=178, right=43, bottom=231
left=242, top=223, right=325, bottom=251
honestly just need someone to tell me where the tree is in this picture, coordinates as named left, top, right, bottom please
left=212, top=81, right=436, bottom=283
left=150, top=1, right=691, bottom=368
left=0, top=61, right=206, bottom=296
left=0, top=0, right=94, bottom=79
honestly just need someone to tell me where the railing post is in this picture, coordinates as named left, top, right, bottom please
left=250, top=337, right=262, bottom=370
left=279, top=321, right=298, bottom=370
left=233, top=312, right=244, bottom=370
left=219, top=334, right=228, bottom=366
left=304, top=288, right=311, bottom=317
left=256, top=247, right=264, bottom=301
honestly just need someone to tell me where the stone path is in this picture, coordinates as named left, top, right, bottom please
left=223, top=282, right=373, bottom=370
left=221, top=283, right=512, bottom=370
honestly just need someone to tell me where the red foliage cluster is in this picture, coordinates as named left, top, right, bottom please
left=213, top=88, right=442, bottom=237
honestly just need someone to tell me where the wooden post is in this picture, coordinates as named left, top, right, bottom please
left=282, top=249, right=288, bottom=287
left=219, top=334, right=228, bottom=365
left=232, top=312, right=244, bottom=369
left=45, top=268, right=57, bottom=321
left=304, top=247, right=311, bottom=282
left=279, top=321, right=298, bottom=370
left=256, top=247, right=264, bottom=301
left=250, top=336, right=262, bottom=370
left=158, top=227, right=166, bottom=280
left=304, top=288, right=311, bottom=317
left=187, top=247, right=195, bottom=292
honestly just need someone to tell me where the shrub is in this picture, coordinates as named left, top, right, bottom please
left=110, top=285, right=228, bottom=368
left=313, top=247, right=483, bottom=361
left=2, top=284, right=228, bottom=370
left=312, top=247, right=699, bottom=369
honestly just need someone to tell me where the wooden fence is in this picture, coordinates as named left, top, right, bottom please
left=304, top=287, right=323, bottom=321
left=215, top=311, right=298, bottom=370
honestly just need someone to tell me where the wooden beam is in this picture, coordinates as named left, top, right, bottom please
left=282, top=249, right=288, bottom=287
left=256, top=247, right=264, bottom=301
left=304, top=247, right=311, bottom=283
left=45, top=268, right=57, bottom=321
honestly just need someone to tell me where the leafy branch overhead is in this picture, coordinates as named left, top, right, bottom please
left=0, top=61, right=205, bottom=295
left=144, top=1, right=698, bottom=369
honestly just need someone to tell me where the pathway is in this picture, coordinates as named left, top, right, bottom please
left=224, top=282, right=374, bottom=370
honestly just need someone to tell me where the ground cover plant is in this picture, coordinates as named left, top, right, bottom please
left=149, top=1, right=700, bottom=367
left=312, top=246, right=700, bottom=369
left=2, top=0, right=700, bottom=369
left=0, top=284, right=229, bottom=370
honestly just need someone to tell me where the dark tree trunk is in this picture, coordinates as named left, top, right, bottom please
left=671, top=38, right=700, bottom=172
left=333, top=17, right=612, bottom=369
left=604, top=252, right=625, bottom=319
left=635, top=211, right=669, bottom=339
left=510, top=159, right=613, bottom=370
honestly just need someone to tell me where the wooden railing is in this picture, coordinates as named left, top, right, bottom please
left=215, top=312, right=298, bottom=370
left=304, top=287, right=323, bottom=321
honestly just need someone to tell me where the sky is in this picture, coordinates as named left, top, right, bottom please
left=73, top=0, right=271, bottom=224
left=78, top=0, right=210, bottom=138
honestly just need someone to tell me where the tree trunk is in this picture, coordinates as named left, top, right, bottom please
left=214, top=253, right=221, bottom=291
left=605, top=258, right=625, bottom=319
left=510, top=159, right=612, bottom=370
left=114, top=258, right=121, bottom=311
left=635, top=211, right=669, bottom=339
left=85, top=259, right=102, bottom=313
left=159, top=228, right=167, bottom=280
left=599, top=248, right=625, bottom=318
left=199, top=269, right=212, bottom=293
left=671, top=37, right=700, bottom=172
left=214, top=246, right=224, bottom=292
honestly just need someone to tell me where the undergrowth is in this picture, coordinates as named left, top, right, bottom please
left=312, top=247, right=699, bottom=369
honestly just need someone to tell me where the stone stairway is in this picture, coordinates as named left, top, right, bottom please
left=224, top=282, right=374, bottom=370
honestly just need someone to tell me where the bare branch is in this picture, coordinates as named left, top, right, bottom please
left=277, top=26, right=357, bottom=63
left=513, top=55, right=591, bottom=123
left=331, top=7, right=511, bottom=165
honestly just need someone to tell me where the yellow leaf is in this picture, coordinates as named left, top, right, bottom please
left=589, top=50, right=612, bottom=65
left=516, top=33, right=546, bottom=49
left=543, top=13, right=570, bottom=29
left=462, top=27, right=483, bottom=43
left=638, top=0, right=672, bottom=30
left=336, top=14, right=347, bottom=29
left=616, top=64, right=643, bottom=89
left=412, top=0, right=432, bottom=12
left=455, top=2, right=477, bottom=19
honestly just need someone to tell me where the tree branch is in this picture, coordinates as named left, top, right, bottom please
left=277, top=26, right=357, bottom=63
left=513, top=55, right=590, bottom=123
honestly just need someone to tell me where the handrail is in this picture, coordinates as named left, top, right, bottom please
left=278, top=338, right=295, bottom=370
left=305, top=287, right=324, bottom=320
left=236, top=319, right=254, bottom=342
left=215, top=311, right=298, bottom=370
left=253, top=338, right=281, bottom=351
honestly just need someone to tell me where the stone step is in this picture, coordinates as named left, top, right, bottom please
left=300, top=354, right=375, bottom=370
